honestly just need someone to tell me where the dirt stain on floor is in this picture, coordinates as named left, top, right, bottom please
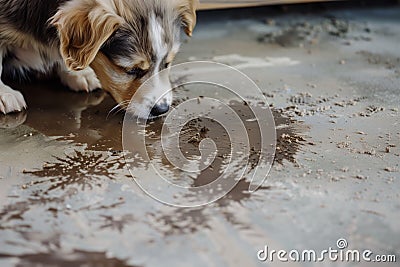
left=258, top=16, right=371, bottom=47
left=0, top=250, right=138, bottom=267
left=23, top=151, right=126, bottom=192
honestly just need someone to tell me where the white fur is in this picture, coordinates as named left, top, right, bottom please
left=128, top=14, right=173, bottom=118
left=129, top=70, right=172, bottom=119
left=142, top=13, right=172, bottom=115
left=0, top=84, right=27, bottom=114
left=0, top=49, right=27, bottom=114
left=115, top=57, right=138, bottom=69
left=149, top=14, right=168, bottom=58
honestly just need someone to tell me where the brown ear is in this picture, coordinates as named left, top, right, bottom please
left=51, top=0, right=122, bottom=71
left=176, top=0, right=198, bottom=37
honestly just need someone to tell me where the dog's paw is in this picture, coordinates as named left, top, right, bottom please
left=0, top=85, right=27, bottom=114
left=59, top=67, right=102, bottom=93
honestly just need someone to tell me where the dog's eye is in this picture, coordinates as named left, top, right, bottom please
left=126, top=67, right=144, bottom=77
left=164, top=63, right=171, bottom=69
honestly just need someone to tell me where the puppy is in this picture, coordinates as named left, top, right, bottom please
left=0, top=0, right=197, bottom=118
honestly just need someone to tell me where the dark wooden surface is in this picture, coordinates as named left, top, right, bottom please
left=199, top=0, right=343, bottom=10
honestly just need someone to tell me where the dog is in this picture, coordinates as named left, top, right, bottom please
left=0, top=0, right=197, bottom=118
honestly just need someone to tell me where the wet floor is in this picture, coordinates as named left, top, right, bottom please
left=1, top=3, right=400, bottom=267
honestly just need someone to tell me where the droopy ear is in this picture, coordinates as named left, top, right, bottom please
left=176, top=0, right=199, bottom=37
left=51, top=0, right=122, bottom=71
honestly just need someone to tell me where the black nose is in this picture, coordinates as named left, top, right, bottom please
left=150, top=103, right=170, bottom=117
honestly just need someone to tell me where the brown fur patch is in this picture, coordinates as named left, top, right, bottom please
left=91, top=52, right=142, bottom=105
left=51, top=0, right=123, bottom=71
left=176, top=0, right=198, bottom=36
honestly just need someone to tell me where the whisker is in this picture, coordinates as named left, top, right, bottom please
left=106, top=108, right=118, bottom=120
left=107, top=101, right=128, bottom=119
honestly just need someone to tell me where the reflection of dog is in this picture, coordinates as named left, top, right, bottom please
left=0, top=0, right=198, bottom=118
left=0, top=81, right=106, bottom=130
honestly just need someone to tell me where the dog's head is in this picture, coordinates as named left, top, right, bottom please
left=51, top=0, right=198, bottom=118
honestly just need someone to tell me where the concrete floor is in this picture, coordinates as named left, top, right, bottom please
left=0, top=3, right=399, bottom=267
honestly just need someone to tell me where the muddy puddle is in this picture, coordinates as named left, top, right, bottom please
left=4, top=79, right=308, bottom=189
left=0, top=76, right=308, bottom=266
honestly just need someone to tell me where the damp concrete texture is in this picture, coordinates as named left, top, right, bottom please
left=0, top=2, right=400, bottom=267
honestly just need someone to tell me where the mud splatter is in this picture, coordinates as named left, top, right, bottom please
left=145, top=99, right=307, bottom=236
left=150, top=208, right=210, bottom=236
left=146, top=98, right=306, bottom=187
left=148, top=100, right=307, bottom=236
left=151, top=178, right=274, bottom=236
left=98, top=214, right=135, bottom=233
left=273, top=109, right=308, bottom=165
left=357, top=51, right=400, bottom=70
left=0, top=250, right=138, bottom=267
left=23, top=151, right=126, bottom=192
left=0, top=190, right=75, bottom=230
left=359, top=105, right=386, bottom=117
left=258, top=17, right=371, bottom=47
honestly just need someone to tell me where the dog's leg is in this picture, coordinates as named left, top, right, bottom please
left=57, top=64, right=102, bottom=93
left=0, top=49, right=27, bottom=114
